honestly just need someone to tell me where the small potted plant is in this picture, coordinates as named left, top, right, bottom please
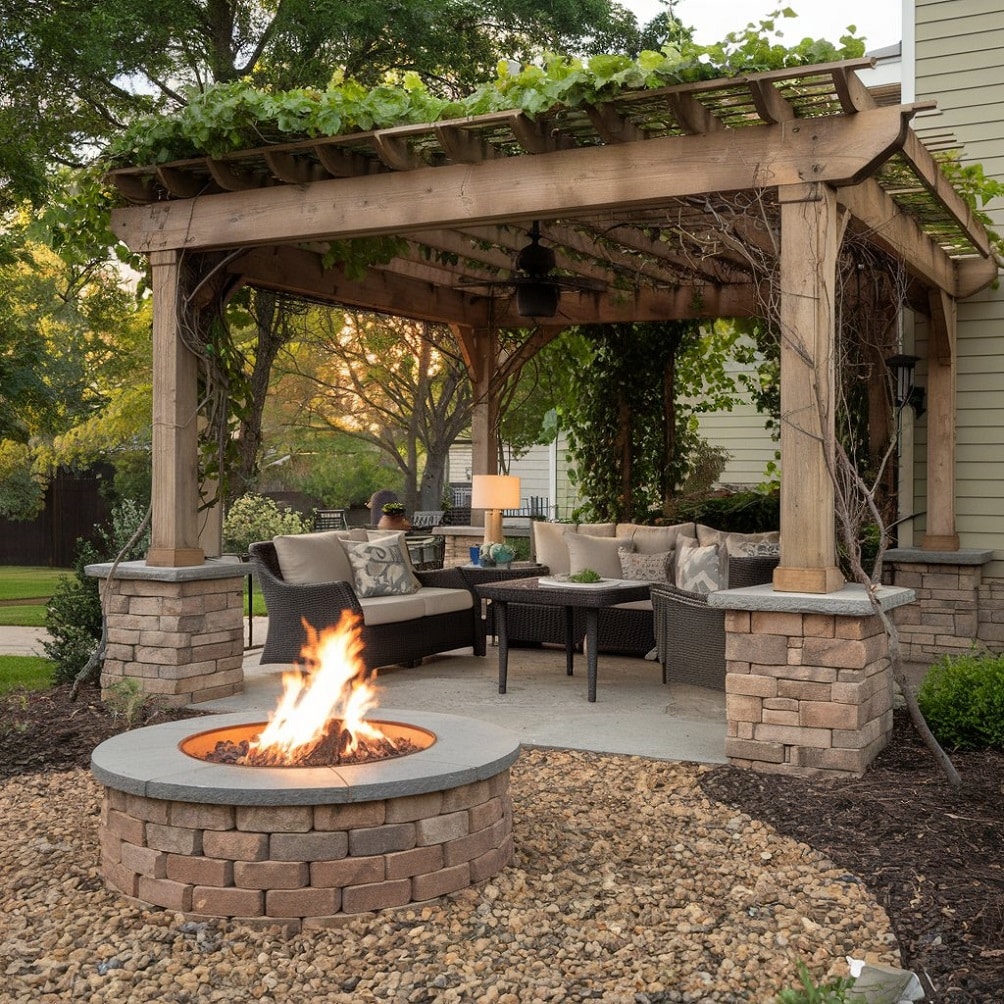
left=378, top=501, right=411, bottom=530
left=479, top=541, right=516, bottom=568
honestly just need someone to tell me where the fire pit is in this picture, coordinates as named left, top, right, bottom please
left=90, top=616, right=520, bottom=929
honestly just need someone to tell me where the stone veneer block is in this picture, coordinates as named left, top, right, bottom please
left=87, top=558, right=246, bottom=706
left=92, top=710, right=520, bottom=931
left=713, top=585, right=908, bottom=778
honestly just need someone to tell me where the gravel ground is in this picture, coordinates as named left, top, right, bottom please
left=0, top=749, right=898, bottom=1004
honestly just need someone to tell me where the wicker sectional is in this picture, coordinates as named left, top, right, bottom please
left=249, top=541, right=484, bottom=668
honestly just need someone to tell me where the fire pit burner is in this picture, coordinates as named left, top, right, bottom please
left=92, top=710, right=519, bottom=930
left=182, top=719, right=436, bottom=767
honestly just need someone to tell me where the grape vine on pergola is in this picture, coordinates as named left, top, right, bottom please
left=107, top=56, right=996, bottom=593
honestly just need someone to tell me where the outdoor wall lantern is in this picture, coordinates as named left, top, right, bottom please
left=471, top=474, right=521, bottom=545
left=886, top=354, right=926, bottom=418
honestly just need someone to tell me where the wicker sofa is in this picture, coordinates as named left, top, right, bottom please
left=249, top=534, right=484, bottom=668
left=651, top=553, right=780, bottom=690
left=511, top=520, right=779, bottom=659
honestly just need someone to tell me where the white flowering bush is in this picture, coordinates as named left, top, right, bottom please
left=223, top=493, right=311, bottom=554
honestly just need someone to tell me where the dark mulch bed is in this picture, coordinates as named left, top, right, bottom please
left=701, top=713, right=1004, bottom=1003
left=1, top=685, right=1001, bottom=1001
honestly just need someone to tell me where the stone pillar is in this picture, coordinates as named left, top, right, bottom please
left=87, top=559, right=245, bottom=707
left=885, top=548, right=993, bottom=661
left=710, top=583, right=915, bottom=777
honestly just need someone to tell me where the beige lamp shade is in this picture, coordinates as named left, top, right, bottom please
left=471, top=475, right=521, bottom=544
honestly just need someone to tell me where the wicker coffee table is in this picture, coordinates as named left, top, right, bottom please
left=475, top=576, right=650, bottom=702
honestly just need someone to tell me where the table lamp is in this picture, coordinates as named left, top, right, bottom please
left=471, top=474, right=521, bottom=545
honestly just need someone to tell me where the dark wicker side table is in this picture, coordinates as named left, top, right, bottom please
left=474, top=576, right=650, bottom=702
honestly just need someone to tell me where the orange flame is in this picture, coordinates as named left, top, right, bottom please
left=246, top=612, right=388, bottom=764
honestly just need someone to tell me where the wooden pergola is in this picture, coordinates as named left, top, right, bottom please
left=108, top=57, right=997, bottom=593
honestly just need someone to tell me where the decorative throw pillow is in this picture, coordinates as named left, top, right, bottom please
left=627, top=523, right=696, bottom=554
left=564, top=532, right=634, bottom=578
left=674, top=539, right=723, bottom=594
left=533, top=521, right=576, bottom=575
left=342, top=537, right=421, bottom=598
left=272, top=531, right=354, bottom=584
left=724, top=531, right=780, bottom=558
left=618, top=548, right=673, bottom=582
left=729, top=538, right=781, bottom=558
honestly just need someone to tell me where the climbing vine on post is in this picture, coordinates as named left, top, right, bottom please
left=560, top=321, right=755, bottom=522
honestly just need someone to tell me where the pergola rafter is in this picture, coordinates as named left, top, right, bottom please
left=105, top=58, right=997, bottom=588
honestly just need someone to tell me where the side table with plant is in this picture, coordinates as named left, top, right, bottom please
left=379, top=501, right=411, bottom=530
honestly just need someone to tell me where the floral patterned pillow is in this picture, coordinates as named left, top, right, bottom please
left=342, top=538, right=420, bottom=598
left=618, top=548, right=673, bottom=582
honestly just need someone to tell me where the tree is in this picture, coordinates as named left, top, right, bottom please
left=1, top=0, right=643, bottom=207
left=556, top=321, right=762, bottom=522
left=0, top=223, right=149, bottom=517
left=287, top=311, right=473, bottom=512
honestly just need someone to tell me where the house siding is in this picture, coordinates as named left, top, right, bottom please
left=913, top=0, right=1004, bottom=576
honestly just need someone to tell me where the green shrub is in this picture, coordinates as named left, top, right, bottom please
left=43, top=498, right=150, bottom=685
left=43, top=541, right=104, bottom=685
left=222, top=493, right=311, bottom=554
left=674, top=488, right=780, bottom=532
left=918, top=651, right=1004, bottom=750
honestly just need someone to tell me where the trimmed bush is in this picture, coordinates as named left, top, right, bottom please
left=918, top=651, right=1004, bottom=751
left=222, top=493, right=311, bottom=555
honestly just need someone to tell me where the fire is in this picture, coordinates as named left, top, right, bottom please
left=246, top=612, right=390, bottom=766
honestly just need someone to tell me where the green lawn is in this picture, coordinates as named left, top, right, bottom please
left=0, top=656, right=52, bottom=694
left=0, top=566, right=67, bottom=602
left=0, top=566, right=69, bottom=627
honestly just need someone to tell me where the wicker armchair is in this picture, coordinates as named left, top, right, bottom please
left=651, top=554, right=779, bottom=690
left=248, top=541, right=484, bottom=668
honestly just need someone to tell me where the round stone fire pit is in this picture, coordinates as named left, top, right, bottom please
left=91, top=710, right=520, bottom=929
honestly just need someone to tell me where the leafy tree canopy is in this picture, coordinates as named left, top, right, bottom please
left=0, top=0, right=645, bottom=206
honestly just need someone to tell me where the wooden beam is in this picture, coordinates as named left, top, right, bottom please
left=773, top=183, right=844, bottom=594
left=666, top=92, right=723, bottom=134
left=313, top=143, right=372, bottom=177
left=585, top=103, right=647, bottom=143
left=746, top=79, right=795, bottom=124
left=147, top=250, right=204, bottom=567
left=836, top=178, right=996, bottom=299
left=922, top=288, right=959, bottom=550
left=263, top=149, right=328, bottom=185
left=111, top=106, right=918, bottom=254
left=370, top=133, right=424, bottom=171
left=230, top=244, right=760, bottom=325
left=434, top=124, right=494, bottom=163
left=206, top=158, right=260, bottom=191
left=898, top=128, right=994, bottom=261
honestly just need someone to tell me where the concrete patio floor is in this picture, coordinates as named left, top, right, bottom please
left=200, top=631, right=731, bottom=765
left=3, top=617, right=931, bottom=766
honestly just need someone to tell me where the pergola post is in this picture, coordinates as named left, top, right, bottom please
left=453, top=324, right=501, bottom=482
left=147, top=250, right=204, bottom=567
left=922, top=288, right=960, bottom=550
left=773, top=183, right=845, bottom=594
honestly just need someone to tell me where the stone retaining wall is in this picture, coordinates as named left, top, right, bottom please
left=723, top=609, right=894, bottom=777
left=100, top=774, right=514, bottom=932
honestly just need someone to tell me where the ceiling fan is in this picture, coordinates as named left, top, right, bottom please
left=458, top=221, right=606, bottom=318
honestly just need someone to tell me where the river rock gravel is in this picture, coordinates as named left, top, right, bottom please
left=0, top=748, right=897, bottom=1003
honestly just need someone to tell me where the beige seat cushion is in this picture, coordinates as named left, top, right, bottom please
left=417, top=587, right=473, bottom=617
left=358, top=594, right=427, bottom=626
left=359, top=587, right=471, bottom=625
left=610, top=599, right=653, bottom=612
left=272, top=531, right=354, bottom=584
left=565, top=532, right=634, bottom=578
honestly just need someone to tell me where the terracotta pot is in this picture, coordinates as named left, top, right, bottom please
left=378, top=514, right=411, bottom=531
